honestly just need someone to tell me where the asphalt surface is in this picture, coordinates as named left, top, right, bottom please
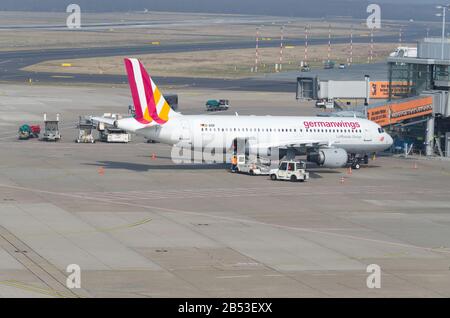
left=0, top=25, right=428, bottom=91
left=1, top=84, right=450, bottom=297
left=267, top=62, right=389, bottom=82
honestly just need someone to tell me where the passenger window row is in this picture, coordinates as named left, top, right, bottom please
left=200, top=127, right=363, bottom=133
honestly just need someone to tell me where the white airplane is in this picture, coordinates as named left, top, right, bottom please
left=94, top=58, right=393, bottom=169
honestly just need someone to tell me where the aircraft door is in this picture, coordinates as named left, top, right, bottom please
left=278, top=162, right=288, bottom=178
left=286, top=162, right=295, bottom=177
left=363, top=128, right=373, bottom=142
left=180, top=119, right=191, bottom=142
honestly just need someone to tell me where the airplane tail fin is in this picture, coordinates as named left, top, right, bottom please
left=124, top=58, right=178, bottom=125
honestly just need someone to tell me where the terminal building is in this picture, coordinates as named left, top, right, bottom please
left=297, top=37, right=450, bottom=157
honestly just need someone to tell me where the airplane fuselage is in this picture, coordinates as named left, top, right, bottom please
left=101, top=58, right=393, bottom=167
left=117, top=115, right=393, bottom=155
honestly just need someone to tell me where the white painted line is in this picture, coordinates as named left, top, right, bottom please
left=217, top=275, right=251, bottom=279
left=1, top=183, right=450, bottom=257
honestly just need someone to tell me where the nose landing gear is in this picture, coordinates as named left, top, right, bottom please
left=348, top=154, right=369, bottom=170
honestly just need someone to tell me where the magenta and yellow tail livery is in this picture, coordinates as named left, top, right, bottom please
left=124, top=58, right=175, bottom=125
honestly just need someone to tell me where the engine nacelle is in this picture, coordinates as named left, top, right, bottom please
left=307, top=148, right=348, bottom=168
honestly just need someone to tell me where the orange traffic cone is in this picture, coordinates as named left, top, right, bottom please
left=347, top=167, right=352, bottom=175
left=98, top=167, right=105, bottom=176
left=151, top=153, right=157, bottom=160
left=340, top=176, right=345, bottom=184
left=413, top=162, right=418, bottom=169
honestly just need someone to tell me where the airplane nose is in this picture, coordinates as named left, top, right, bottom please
left=386, top=134, right=393, bottom=146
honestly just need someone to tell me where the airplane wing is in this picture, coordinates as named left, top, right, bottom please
left=91, top=116, right=158, bottom=132
left=251, top=139, right=332, bottom=150
left=90, top=116, right=116, bottom=126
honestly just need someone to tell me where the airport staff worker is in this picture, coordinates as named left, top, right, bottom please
left=231, top=155, right=238, bottom=172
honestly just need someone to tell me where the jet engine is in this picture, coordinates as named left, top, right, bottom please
left=307, top=148, right=348, bottom=168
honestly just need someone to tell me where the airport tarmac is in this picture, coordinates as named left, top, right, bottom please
left=0, top=39, right=388, bottom=90
left=1, top=83, right=450, bottom=297
left=267, top=62, right=389, bottom=82
left=0, top=16, right=428, bottom=89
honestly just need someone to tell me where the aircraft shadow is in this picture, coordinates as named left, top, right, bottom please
left=85, top=161, right=380, bottom=174
left=86, top=161, right=229, bottom=171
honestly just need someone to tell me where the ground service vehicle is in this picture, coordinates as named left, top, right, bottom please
left=100, top=127, right=130, bottom=143
left=315, top=99, right=334, bottom=109
left=18, top=124, right=31, bottom=140
left=301, top=65, right=311, bottom=72
left=206, top=99, right=229, bottom=111
left=270, top=161, right=309, bottom=182
left=235, top=155, right=270, bottom=175
left=315, top=99, right=326, bottom=108
left=18, top=124, right=40, bottom=140
left=324, top=61, right=335, bottom=69
left=76, top=117, right=96, bottom=143
left=42, top=114, right=61, bottom=142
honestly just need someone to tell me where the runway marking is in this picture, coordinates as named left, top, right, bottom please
left=51, top=75, right=74, bottom=79
left=97, top=217, right=152, bottom=232
left=77, top=187, right=341, bottom=198
left=0, top=280, right=73, bottom=298
left=234, top=262, right=261, bottom=266
left=0, top=224, right=84, bottom=298
left=365, top=200, right=450, bottom=209
left=217, top=275, right=251, bottom=279
left=74, top=186, right=450, bottom=202
left=22, top=217, right=153, bottom=238
left=1, top=183, right=450, bottom=257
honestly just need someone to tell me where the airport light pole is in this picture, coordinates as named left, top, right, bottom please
left=279, top=25, right=285, bottom=72
left=349, top=25, right=353, bottom=66
left=304, top=25, right=309, bottom=66
left=255, top=26, right=260, bottom=72
left=364, top=75, right=370, bottom=118
left=369, top=27, right=374, bottom=63
left=328, top=23, right=331, bottom=63
left=436, top=5, right=450, bottom=60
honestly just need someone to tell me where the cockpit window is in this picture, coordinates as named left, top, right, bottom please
left=377, top=128, right=385, bottom=133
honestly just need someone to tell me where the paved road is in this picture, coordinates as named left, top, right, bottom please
left=0, top=26, right=428, bottom=91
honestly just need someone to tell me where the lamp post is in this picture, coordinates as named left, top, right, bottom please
left=279, top=25, right=285, bottom=72
left=255, top=25, right=264, bottom=72
left=364, top=75, right=370, bottom=118
left=436, top=5, right=450, bottom=60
